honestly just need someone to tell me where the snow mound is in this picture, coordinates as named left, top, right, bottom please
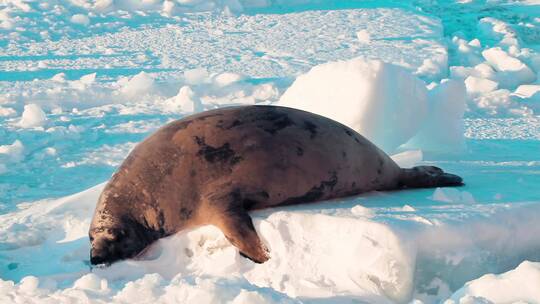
left=447, top=261, right=540, bottom=304
left=17, top=104, right=47, bottom=129
left=278, top=58, right=464, bottom=153
left=278, top=58, right=429, bottom=152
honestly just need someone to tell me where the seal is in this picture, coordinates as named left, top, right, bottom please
left=89, top=105, right=463, bottom=265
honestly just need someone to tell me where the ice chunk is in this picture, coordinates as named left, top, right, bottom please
left=464, top=76, right=498, bottom=95
left=402, top=205, right=416, bottom=212
left=416, top=54, right=449, bottom=80
left=356, top=29, right=371, bottom=43
left=18, top=276, right=39, bottom=294
left=184, top=68, right=209, bottom=85
left=478, top=17, right=519, bottom=47
left=0, top=107, right=16, bottom=117
left=431, top=188, right=475, bottom=204
left=213, top=72, right=244, bottom=87
left=162, top=0, right=175, bottom=16
left=119, top=72, right=155, bottom=97
left=163, top=86, right=201, bottom=114
left=70, top=14, right=90, bottom=26
left=73, top=274, right=108, bottom=292
left=0, top=140, right=25, bottom=173
left=17, top=104, right=47, bottom=128
left=512, top=84, right=540, bottom=102
left=278, top=58, right=428, bottom=152
left=404, top=79, right=466, bottom=152
left=391, top=150, right=423, bottom=168
left=471, top=89, right=532, bottom=117
left=245, top=212, right=414, bottom=302
left=447, top=261, right=540, bottom=304
left=351, top=204, right=375, bottom=218
left=482, top=48, right=536, bottom=88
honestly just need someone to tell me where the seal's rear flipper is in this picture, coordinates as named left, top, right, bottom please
left=399, top=166, right=464, bottom=189
left=213, top=204, right=270, bottom=263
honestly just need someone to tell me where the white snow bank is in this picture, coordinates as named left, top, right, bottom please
left=0, top=71, right=279, bottom=117
left=3, top=182, right=540, bottom=303
left=17, top=104, right=47, bottom=129
left=278, top=58, right=429, bottom=153
left=0, top=272, right=299, bottom=304
left=0, top=183, right=415, bottom=303
left=278, top=58, right=464, bottom=153
left=446, top=261, right=540, bottom=304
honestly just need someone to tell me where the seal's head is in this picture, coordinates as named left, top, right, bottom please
left=89, top=222, right=151, bottom=266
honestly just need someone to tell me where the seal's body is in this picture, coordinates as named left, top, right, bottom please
left=89, top=105, right=462, bottom=265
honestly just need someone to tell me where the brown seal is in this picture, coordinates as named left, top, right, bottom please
left=89, top=105, right=462, bottom=265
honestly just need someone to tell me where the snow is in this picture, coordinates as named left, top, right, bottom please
left=17, top=104, right=48, bottom=128
left=464, top=76, right=498, bottom=95
left=356, top=29, right=372, bottom=44
left=482, top=47, right=536, bottom=88
left=71, top=14, right=91, bottom=26
left=278, top=58, right=429, bottom=153
left=1, top=0, right=540, bottom=303
left=447, top=261, right=540, bottom=304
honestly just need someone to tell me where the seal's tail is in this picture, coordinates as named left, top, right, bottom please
left=398, top=166, right=463, bottom=189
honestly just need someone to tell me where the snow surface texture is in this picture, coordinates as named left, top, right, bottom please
left=1, top=0, right=540, bottom=303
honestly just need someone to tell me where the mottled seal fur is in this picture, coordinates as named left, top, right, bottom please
left=89, top=105, right=463, bottom=265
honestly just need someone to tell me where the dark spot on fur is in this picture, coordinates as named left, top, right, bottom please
left=342, top=127, right=363, bottom=144
left=231, top=119, right=242, bottom=128
left=303, top=121, right=318, bottom=139
left=194, top=136, right=243, bottom=165
left=195, top=113, right=224, bottom=121
left=377, top=157, right=384, bottom=174
left=296, top=146, right=304, bottom=156
left=174, top=120, right=194, bottom=130
left=179, top=208, right=192, bottom=221
left=342, top=151, right=347, bottom=158
left=190, top=170, right=196, bottom=177
left=343, top=128, right=354, bottom=137
left=261, top=112, right=295, bottom=135
left=279, top=172, right=338, bottom=206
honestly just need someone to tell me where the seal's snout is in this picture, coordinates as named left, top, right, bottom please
left=90, top=251, right=105, bottom=265
left=90, top=248, right=109, bottom=266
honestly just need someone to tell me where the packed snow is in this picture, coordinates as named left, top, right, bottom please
left=1, top=0, right=540, bottom=303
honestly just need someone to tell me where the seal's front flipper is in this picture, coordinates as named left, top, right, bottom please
left=399, top=166, right=464, bottom=189
left=214, top=205, right=270, bottom=263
